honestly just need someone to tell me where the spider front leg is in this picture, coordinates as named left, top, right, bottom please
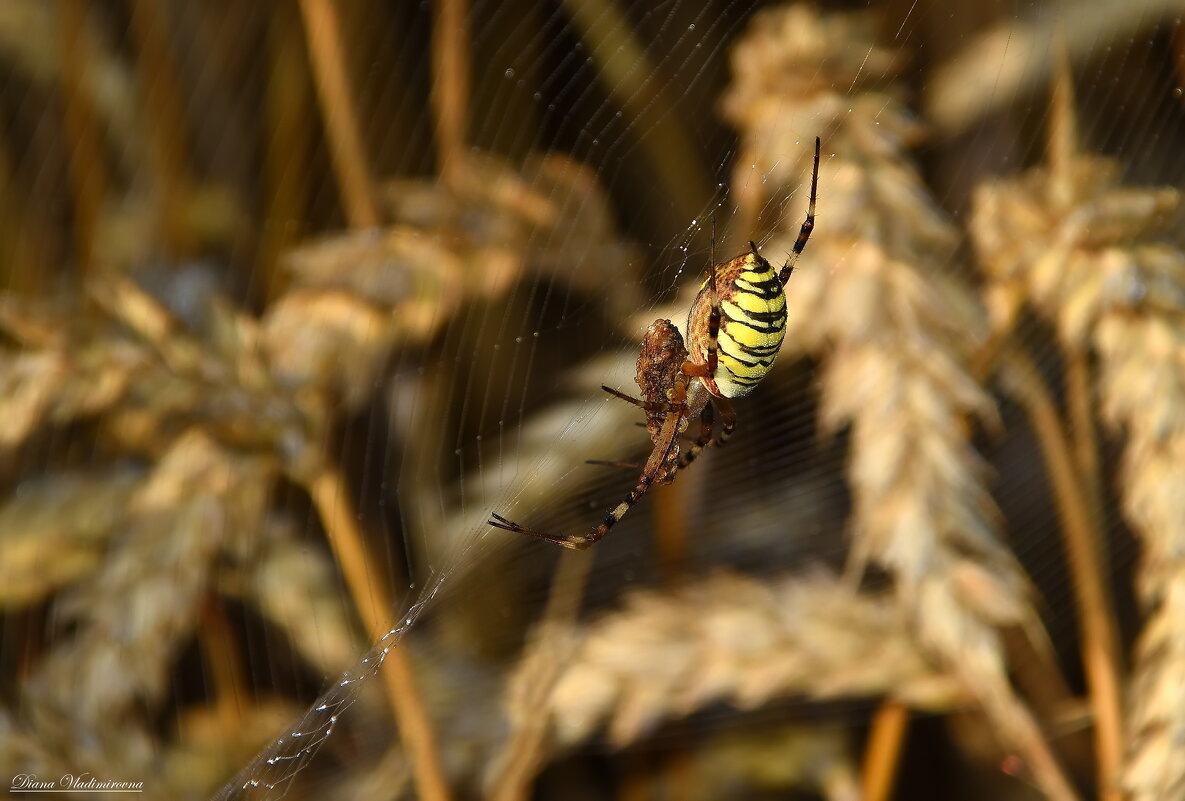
left=594, top=391, right=723, bottom=473
left=587, top=384, right=687, bottom=469
left=488, top=383, right=689, bottom=550
left=487, top=438, right=675, bottom=551
left=488, top=467, right=657, bottom=551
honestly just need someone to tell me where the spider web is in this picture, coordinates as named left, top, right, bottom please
left=3, top=1, right=1185, bottom=800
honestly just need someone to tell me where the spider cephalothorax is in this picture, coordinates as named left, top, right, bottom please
left=489, top=138, right=820, bottom=550
left=632, top=318, right=708, bottom=483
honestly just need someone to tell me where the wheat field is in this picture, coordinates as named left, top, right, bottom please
left=1, top=2, right=1183, bottom=800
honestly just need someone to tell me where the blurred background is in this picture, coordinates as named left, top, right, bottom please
left=1, top=1, right=1184, bottom=800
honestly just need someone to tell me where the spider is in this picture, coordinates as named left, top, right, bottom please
left=490, top=138, right=820, bottom=550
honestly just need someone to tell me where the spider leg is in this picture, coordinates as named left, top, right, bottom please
left=676, top=402, right=714, bottom=470
left=488, top=390, right=687, bottom=550
left=589, top=423, right=700, bottom=469
left=602, top=385, right=680, bottom=412
left=673, top=395, right=734, bottom=470
left=681, top=250, right=722, bottom=383
left=777, top=137, right=820, bottom=287
left=602, top=385, right=643, bottom=404
left=586, top=459, right=641, bottom=469
left=705, top=251, right=721, bottom=379
left=712, top=396, right=736, bottom=447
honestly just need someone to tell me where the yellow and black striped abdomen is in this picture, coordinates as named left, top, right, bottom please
left=686, top=250, right=788, bottom=399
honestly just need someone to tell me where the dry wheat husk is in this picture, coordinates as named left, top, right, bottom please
left=23, top=430, right=271, bottom=775
left=0, top=273, right=359, bottom=790
left=0, top=468, right=141, bottom=608
left=504, top=570, right=962, bottom=772
left=717, top=4, right=1069, bottom=795
left=970, top=89, right=1185, bottom=801
left=271, top=151, right=639, bottom=418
